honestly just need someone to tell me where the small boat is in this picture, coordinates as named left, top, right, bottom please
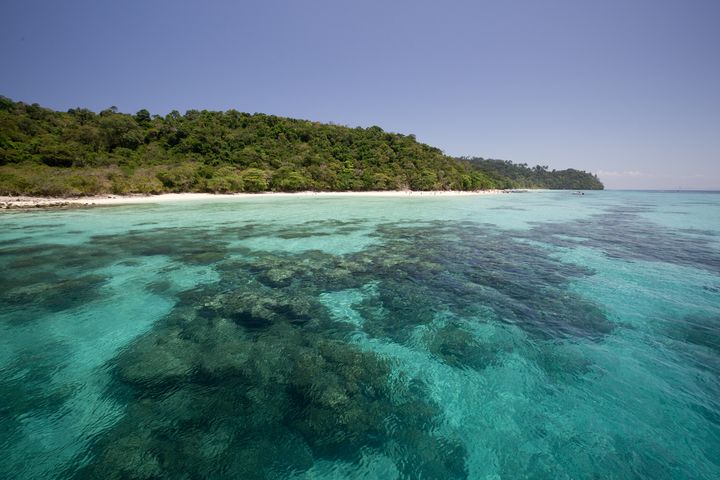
left=572, top=191, right=585, bottom=195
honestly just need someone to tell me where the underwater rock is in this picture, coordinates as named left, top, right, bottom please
left=116, top=327, right=200, bottom=387
left=80, top=431, right=162, bottom=480
left=182, top=249, right=227, bottom=265
left=352, top=222, right=613, bottom=341
left=257, top=266, right=295, bottom=287
left=223, top=427, right=315, bottom=478
left=91, top=227, right=229, bottom=266
left=387, top=434, right=468, bottom=479
left=0, top=346, right=75, bottom=447
left=146, top=278, right=173, bottom=295
left=223, top=292, right=280, bottom=329
left=194, top=318, right=255, bottom=378
left=203, top=282, right=329, bottom=330
left=2, top=274, right=108, bottom=312
left=424, top=322, right=513, bottom=371
left=277, top=230, right=333, bottom=239
left=666, top=313, right=720, bottom=354
left=81, top=294, right=467, bottom=479
left=281, top=338, right=469, bottom=476
left=525, top=212, right=720, bottom=275
left=530, top=342, right=594, bottom=382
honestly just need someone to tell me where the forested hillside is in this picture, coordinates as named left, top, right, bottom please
left=0, top=97, right=602, bottom=196
left=464, top=158, right=604, bottom=190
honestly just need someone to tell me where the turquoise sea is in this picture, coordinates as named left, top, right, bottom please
left=1, top=191, right=719, bottom=479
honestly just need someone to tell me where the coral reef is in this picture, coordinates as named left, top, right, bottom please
left=68, top=219, right=618, bottom=478
left=0, top=216, right=625, bottom=478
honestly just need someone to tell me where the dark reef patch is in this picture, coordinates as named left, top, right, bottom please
left=85, top=311, right=469, bottom=479
left=0, top=342, right=76, bottom=450
left=523, top=211, right=720, bottom=274
left=354, top=222, right=611, bottom=341
left=489, top=206, right=527, bottom=211
left=666, top=313, right=720, bottom=354
left=658, top=313, right=720, bottom=428
left=277, top=230, right=333, bottom=239
left=424, top=322, right=513, bottom=370
left=216, top=218, right=370, bottom=243
left=20, top=223, right=65, bottom=230
left=91, top=227, right=231, bottom=265
left=0, top=268, right=109, bottom=314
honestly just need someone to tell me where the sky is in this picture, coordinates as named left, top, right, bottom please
left=2, top=0, right=719, bottom=189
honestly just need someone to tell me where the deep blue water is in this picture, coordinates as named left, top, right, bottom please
left=1, top=191, right=719, bottom=479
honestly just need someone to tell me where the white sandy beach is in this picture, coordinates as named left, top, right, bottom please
left=0, top=190, right=513, bottom=210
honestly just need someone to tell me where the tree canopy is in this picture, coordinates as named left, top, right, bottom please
left=463, top=158, right=604, bottom=190
left=0, top=96, right=602, bottom=196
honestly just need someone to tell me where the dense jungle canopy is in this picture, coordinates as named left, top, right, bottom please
left=0, top=97, right=603, bottom=196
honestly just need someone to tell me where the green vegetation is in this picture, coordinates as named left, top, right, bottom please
left=463, top=158, right=604, bottom=190
left=0, top=96, right=602, bottom=196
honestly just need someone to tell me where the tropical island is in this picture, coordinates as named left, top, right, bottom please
left=0, top=96, right=603, bottom=197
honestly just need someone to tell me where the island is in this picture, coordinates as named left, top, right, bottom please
left=0, top=96, right=603, bottom=197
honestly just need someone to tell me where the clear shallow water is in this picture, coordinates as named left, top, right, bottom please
left=1, top=191, right=719, bottom=479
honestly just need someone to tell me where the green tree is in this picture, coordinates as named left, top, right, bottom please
left=270, top=166, right=309, bottom=191
left=242, top=168, right=269, bottom=192
left=206, top=166, right=244, bottom=192
left=134, top=109, right=151, bottom=126
left=410, top=169, right=438, bottom=190
left=99, top=115, right=143, bottom=150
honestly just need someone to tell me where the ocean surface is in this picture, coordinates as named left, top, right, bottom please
left=1, top=191, right=719, bottom=479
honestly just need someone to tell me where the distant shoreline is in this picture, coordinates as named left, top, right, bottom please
left=0, top=190, right=519, bottom=210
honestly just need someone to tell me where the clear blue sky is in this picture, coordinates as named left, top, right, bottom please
left=2, top=0, right=719, bottom=189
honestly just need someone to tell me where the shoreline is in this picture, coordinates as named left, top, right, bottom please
left=0, top=190, right=516, bottom=210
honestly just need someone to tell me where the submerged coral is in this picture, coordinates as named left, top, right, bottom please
left=80, top=309, right=468, bottom=479
left=65, top=218, right=619, bottom=478
left=0, top=214, right=628, bottom=478
left=524, top=210, right=720, bottom=274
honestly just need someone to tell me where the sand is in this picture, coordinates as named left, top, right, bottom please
left=0, top=190, right=515, bottom=210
